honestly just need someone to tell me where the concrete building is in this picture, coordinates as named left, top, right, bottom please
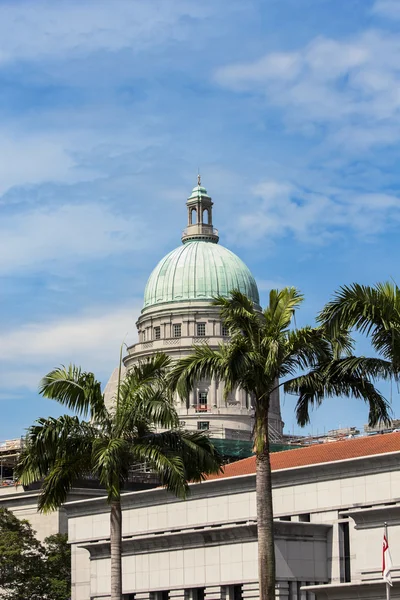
left=104, top=178, right=284, bottom=442
left=0, top=484, right=103, bottom=542
left=65, top=433, right=400, bottom=600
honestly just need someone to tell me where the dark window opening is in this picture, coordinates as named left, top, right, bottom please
left=299, top=513, right=311, bottom=522
left=197, top=421, right=209, bottom=430
left=185, top=589, right=205, bottom=600
left=339, top=521, right=351, bottom=583
left=233, top=585, right=243, bottom=600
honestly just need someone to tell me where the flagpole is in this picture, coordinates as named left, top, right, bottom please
left=385, top=523, right=391, bottom=600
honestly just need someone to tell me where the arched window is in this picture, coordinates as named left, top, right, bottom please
left=190, top=207, right=197, bottom=224
left=203, top=208, right=209, bottom=224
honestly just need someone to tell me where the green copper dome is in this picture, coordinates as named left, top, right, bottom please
left=143, top=240, right=260, bottom=311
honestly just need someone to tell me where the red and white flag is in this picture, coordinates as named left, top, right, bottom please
left=383, top=532, right=393, bottom=586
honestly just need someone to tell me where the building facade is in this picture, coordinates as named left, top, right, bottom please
left=65, top=433, right=400, bottom=600
left=104, top=179, right=284, bottom=441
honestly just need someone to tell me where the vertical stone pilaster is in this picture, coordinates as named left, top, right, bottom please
left=209, top=378, right=217, bottom=406
left=330, top=523, right=341, bottom=584
left=276, top=581, right=290, bottom=600
left=289, top=581, right=298, bottom=600
left=299, top=582, right=307, bottom=600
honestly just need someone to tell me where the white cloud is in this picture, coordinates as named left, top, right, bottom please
left=0, top=134, right=97, bottom=194
left=372, top=0, right=400, bottom=18
left=215, top=29, right=400, bottom=150
left=0, top=202, right=148, bottom=274
left=0, top=303, right=141, bottom=390
left=233, top=180, right=400, bottom=243
left=0, top=0, right=209, bottom=65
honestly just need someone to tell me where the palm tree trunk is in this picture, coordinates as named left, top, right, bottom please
left=110, top=500, right=122, bottom=600
left=255, top=406, right=275, bottom=600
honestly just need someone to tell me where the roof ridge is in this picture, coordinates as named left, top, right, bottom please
left=207, top=433, right=400, bottom=481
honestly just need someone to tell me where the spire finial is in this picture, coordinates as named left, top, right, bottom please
left=197, top=172, right=201, bottom=186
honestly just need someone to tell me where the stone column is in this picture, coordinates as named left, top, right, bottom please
left=204, top=586, right=222, bottom=600
left=209, top=378, right=217, bottom=407
left=299, top=582, right=307, bottom=600
left=184, top=319, right=190, bottom=337
left=191, top=388, right=197, bottom=409
left=329, top=522, right=341, bottom=584
left=216, top=380, right=224, bottom=408
left=276, top=581, right=290, bottom=600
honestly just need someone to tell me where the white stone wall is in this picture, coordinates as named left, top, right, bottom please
left=66, top=451, right=400, bottom=600
left=0, top=487, right=65, bottom=541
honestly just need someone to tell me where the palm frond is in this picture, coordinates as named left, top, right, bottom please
left=265, top=287, right=304, bottom=333
left=286, top=366, right=391, bottom=428
left=213, top=290, right=262, bottom=342
left=319, top=282, right=398, bottom=336
left=92, top=437, right=131, bottom=501
left=39, top=365, right=106, bottom=421
left=16, top=415, right=96, bottom=512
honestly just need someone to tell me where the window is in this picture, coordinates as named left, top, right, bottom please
left=150, top=593, right=169, bottom=600
left=196, top=391, right=208, bottom=413
left=185, top=589, right=205, bottom=600
left=154, top=326, right=161, bottom=340
left=222, top=325, right=229, bottom=337
left=197, top=322, right=206, bottom=336
left=224, top=586, right=243, bottom=600
left=173, top=324, right=181, bottom=337
left=142, top=330, right=146, bottom=341
left=198, top=391, right=208, bottom=404
left=197, top=421, right=209, bottom=430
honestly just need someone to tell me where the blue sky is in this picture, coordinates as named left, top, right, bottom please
left=1, top=0, right=400, bottom=440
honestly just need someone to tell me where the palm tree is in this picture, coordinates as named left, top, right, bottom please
left=16, top=353, right=222, bottom=600
left=169, top=289, right=390, bottom=600
left=319, top=281, right=400, bottom=381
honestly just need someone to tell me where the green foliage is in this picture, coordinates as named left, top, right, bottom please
left=16, top=353, right=223, bottom=511
left=319, top=281, right=400, bottom=371
left=0, top=508, right=70, bottom=600
left=170, top=288, right=391, bottom=454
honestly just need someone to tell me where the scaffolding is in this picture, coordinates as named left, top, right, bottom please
left=0, top=438, right=23, bottom=485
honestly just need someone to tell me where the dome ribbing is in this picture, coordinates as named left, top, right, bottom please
left=142, top=240, right=260, bottom=311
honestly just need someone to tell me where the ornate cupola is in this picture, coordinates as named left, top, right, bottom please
left=181, top=175, right=219, bottom=244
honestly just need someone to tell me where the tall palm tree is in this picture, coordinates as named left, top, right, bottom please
left=16, top=353, right=222, bottom=600
left=319, top=281, right=400, bottom=380
left=169, top=289, right=390, bottom=600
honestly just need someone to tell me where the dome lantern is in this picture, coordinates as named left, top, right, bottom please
left=181, top=175, right=219, bottom=244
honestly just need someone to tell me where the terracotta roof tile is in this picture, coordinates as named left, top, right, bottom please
left=207, top=432, right=400, bottom=481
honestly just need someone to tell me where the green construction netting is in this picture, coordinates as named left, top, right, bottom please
left=211, top=438, right=301, bottom=460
